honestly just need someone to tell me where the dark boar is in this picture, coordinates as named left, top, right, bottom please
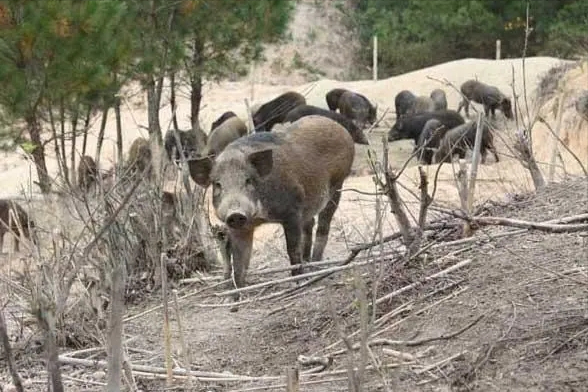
left=325, top=88, right=348, bottom=111
left=457, top=79, right=513, bottom=119
left=78, top=155, right=98, bottom=192
left=430, top=88, right=448, bottom=111
left=395, top=90, right=417, bottom=119
left=416, top=119, right=449, bottom=165
left=283, top=104, right=369, bottom=145
left=0, top=199, right=35, bottom=253
left=337, top=91, right=378, bottom=128
left=211, top=111, right=237, bottom=132
left=388, top=110, right=465, bottom=144
left=164, top=129, right=201, bottom=165
left=188, top=115, right=355, bottom=301
left=253, top=91, right=306, bottom=132
left=407, top=96, right=436, bottom=115
left=433, top=120, right=500, bottom=164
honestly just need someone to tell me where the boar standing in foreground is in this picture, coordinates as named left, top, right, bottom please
left=283, top=104, right=369, bottom=145
left=395, top=90, right=417, bottom=119
left=416, top=119, right=449, bottom=165
left=388, top=110, right=465, bottom=144
left=0, top=199, right=35, bottom=253
left=253, top=91, right=306, bottom=132
left=457, top=79, right=514, bottom=119
left=78, top=155, right=98, bottom=193
left=430, top=89, right=448, bottom=111
left=189, top=115, right=355, bottom=302
left=434, top=120, right=500, bottom=164
left=337, top=91, right=378, bottom=129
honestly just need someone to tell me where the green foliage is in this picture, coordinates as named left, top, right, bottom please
left=350, top=0, right=586, bottom=77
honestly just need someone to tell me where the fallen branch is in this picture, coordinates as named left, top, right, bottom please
left=471, top=216, right=588, bottom=233
left=375, top=259, right=472, bottom=306
left=414, top=350, right=468, bottom=375
left=329, top=315, right=483, bottom=358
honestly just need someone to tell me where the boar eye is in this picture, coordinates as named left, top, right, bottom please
left=245, top=177, right=253, bottom=186
left=213, top=181, right=221, bottom=190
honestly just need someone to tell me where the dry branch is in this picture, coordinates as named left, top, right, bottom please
left=375, top=259, right=472, bottom=306
left=471, top=217, right=588, bottom=233
left=0, top=310, right=24, bottom=392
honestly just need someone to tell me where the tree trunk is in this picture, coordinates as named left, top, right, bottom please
left=59, top=99, right=69, bottom=186
left=48, top=108, right=65, bottom=186
left=114, top=98, right=123, bottom=167
left=81, top=105, right=92, bottom=158
left=95, top=105, right=110, bottom=169
left=146, top=75, right=164, bottom=146
left=70, top=106, right=79, bottom=188
left=190, top=38, right=208, bottom=151
left=26, top=114, right=51, bottom=193
left=170, top=71, right=179, bottom=130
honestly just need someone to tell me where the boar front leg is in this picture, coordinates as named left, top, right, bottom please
left=225, top=228, right=254, bottom=301
left=283, top=217, right=304, bottom=276
left=312, top=183, right=343, bottom=261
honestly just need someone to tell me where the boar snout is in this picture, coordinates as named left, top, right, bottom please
left=226, top=212, right=248, bottom=229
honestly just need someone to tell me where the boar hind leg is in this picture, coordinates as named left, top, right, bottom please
left=283, top=217, right=304, bottom=276
left=302, top=218, right=315, bottom=263
left=225, top=229, right=254, bottom=301
left=312, top=184, right=343, bottom=262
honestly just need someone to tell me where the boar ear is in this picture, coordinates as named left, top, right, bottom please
left=188, top=155, right=213, bottom=187
left=248, top=148, right=273, bottom=177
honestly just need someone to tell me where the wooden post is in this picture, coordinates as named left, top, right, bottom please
left=464, top=113, right=484, bottom=237
left=549, top=92, right=566, bottom=182
left=496, top=40, right=501, bottom=60
left=244, top=98, right=255, bottom=135
left=372, top=35, right=378, bottom=81
left=286, top=367, right=299, bottom=392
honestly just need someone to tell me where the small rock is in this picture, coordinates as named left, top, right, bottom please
left=92, top=370, right=107, bottom=380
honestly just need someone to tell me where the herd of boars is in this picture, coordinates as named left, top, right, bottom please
left=0, top=80, right=514, bottom=306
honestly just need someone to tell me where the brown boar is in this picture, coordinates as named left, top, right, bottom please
left=0, top=199, right=35, bottom=253
left=188, top=115, right=355, bottom=301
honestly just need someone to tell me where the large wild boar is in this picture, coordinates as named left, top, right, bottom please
left=211, top=111, right=237, bottom=132
left=164, top=129, right=201, bottom=165
left=416, top=119, right=449, bottom=165
left=388, top=110, right=465, bottom=144
left=395, top=90, right=417, bottom=119
left=283, top=104, right=369, bottom=145
left=0, top=199, right=35, bottom=253
left=253, top=91, right=306, bottom=132
left=433, top=120, right=500, bottom=164
left=407, top=96, right=436, bottom=115
left=78, top=155, right=98, bottom=192
left=337, top=91, right=378, bottom=128
left=430, top=88, right=448, bottom=111
left=325, top=88, right=348, bottom=111
left=188, top=115, right=355, bottom=302
left=457, top=79, right=514, bottom=119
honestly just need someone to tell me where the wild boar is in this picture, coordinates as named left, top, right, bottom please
left=283, top=104, right=369, bottom=145
left=211, top=111, right=238, bottom=132
left=164, top=129, right=200, bottom=165
left=202, top=116, right=248, bottom=158
left=325, top=88, right=348, bottom=111
left=430, top=88, right=448, bottom=111
left=457, top=79, right=514, bottom=119
left=388, top=110, right=465, bottom=144
left=416, top=119, right=449, bottom=165
left=253, top=91, right=306, bottom=132
left=78, top=155, right=98, bottom=193
left=407, top=96, right=436, bottom=115
left=188, top=115, right=355, bottom=301
left=0, top=199, right=35, bottom=253
left=434, top=120, right=500, bottom=164
left=395, top=90, right=417, bottom=119
left=337, top=91, right=378, bottom=129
